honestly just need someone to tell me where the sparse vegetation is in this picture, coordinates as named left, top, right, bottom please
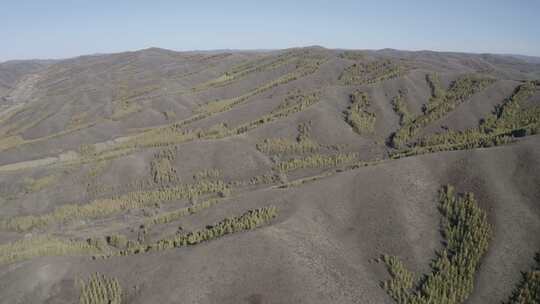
left=146, top=198, right=221, bottom=226
left=0, top=49, right=538, bottom=303
left=106, top=234, right=129, bottom=249
left=339, top=59, right=406, bottom=85
left=110, top=89, right=321, bottom=151
left=120, top=125, right=198, bottom=150
left=67, top=112, right=90, bottom=129
left=391, top=131, right=515, bottom=158
left=505, top=252, right=540, bottom=304
left=79, top=272, right=122, bottom=304
left=111, top=100, right=142, bottom=120
left=480, top=81, right=539, bottom=134
left=23, top=174, right=58, bottom=193
left=196, top=59, right=324, bottom=116
left=275, top=158, right=383, bottom=189
left=391, top=81, right=539, bottom=158
left=194, top=168, right=221, bottom=180
left=0, top=180, right=229, bottom=232
left=0, top=135, right=24, bottom=151
left=345, top=90, right=376, bottom=134
left=162, top=110, right=176, bottom=120
left=425, top=73, right=445, bottom=111
left=392, top=89, right=412, bottom=126
left=338, top=50, right=367, bottom=61
left=381, top=185, right=491, bottom=304
left=0, top=235, right=101, bottom=265
left=116, top=206, right=278, bottom=256
left=230, top=173, right=281, bottom=187
left=275, top=153, right=358, bottom=173
left=391, top=74, right=495, bottom=148
left=110, top=82, right=152, bottom=120
left=257, top=138, right=319, bottom=155
left=0, top=108, right=55, bottom=137
left=85, top=159, right=112, bottom=199
left=79, top=143, right=97, bottom=158
left=0, top=121, right=100, bottom=154
left=150, top=147, right=178, bottom=186
left=256, top=122, right=319, bottom=155
left=221, top=89, right=321, bottom=137
left=192, top=50, right=299, bottom=91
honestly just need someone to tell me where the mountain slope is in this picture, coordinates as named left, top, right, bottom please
left=0, top=47, right=538, bottom=304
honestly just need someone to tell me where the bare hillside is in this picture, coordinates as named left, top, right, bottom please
left=0, top=47, right=539, bottom=304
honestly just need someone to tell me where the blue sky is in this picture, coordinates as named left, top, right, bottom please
left=1, top=0, right=539, bottom=61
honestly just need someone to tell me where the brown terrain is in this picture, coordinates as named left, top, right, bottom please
left=0, top=46, right=539, bottom=303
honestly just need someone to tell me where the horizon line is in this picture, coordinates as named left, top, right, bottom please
left=2, top=45, right=540, bottom=64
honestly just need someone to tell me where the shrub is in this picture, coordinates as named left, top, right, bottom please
left=150, top=147, right=178, bottom=186
left=338, top=50, right=367, bottom=61
left=162, top=110, right=176, bottom=120
left=255, top=121, right=322, bottom=155
left=296, top=121, right=313, bottom=142
left=0, top=135, right=24, bottom=151
left=232, top=90, right=321, bottom=136
left=381, top=185, right=492, bottom=304
left=230, top=173, right=281, bottom=187
left=391, top=74, right=495, bottom=148
left=505, top=252, right=540, bottom=304
left=392, top=90, right=412, bottom=126
left=256, top=138, right=319, bottom=155
left=380, top=255, right=416, bottom=302
left=480, top=81, right=538, bottom=134
left=86, top=237, right=108, bottom=250
left=272, top=90, right=320, bottom=114
left=79, top=272, right=122, bottom=304
left=345, top=90, right=376, bottom=134
left=275, top=153, right=358, bottom=173
left=112, top=85, right=322, bottom=151
left=391, top=82, right=539, bottom=158
left=79, top=144, right=96, bottom=158
left=85, top=88, right=320, bottom=164
left=106, top=234, right=129, bottom=249
left=0, top=235, right=101, bottom=265
left=196, top=58, right=324, bottom=116
left=111, top=99, right=142, bottom=121
left=424, top=73, right=445, bottom=111
left=116, top=206, right=278, bottom=256
left=339, top=59, right=406, bottom=85
left=146, top=198, right=221, bottom=226
left=391, top=131, right=515, bottom=159
left=192, top=50, right=299, bottom=92
left=0, top=180, right=229, bottom=232
left=23, top=174, right=58, bottom=193
left=194, top=168, right=222, bottom=180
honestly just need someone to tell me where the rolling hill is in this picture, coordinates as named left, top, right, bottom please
left=0, top=46, right=539, bottom=304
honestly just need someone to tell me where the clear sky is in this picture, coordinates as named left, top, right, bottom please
left=1, top=0, right=539, bottom=61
